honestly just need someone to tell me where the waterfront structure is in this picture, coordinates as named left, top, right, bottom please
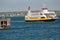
left=0, top=17, right=10, bottom=29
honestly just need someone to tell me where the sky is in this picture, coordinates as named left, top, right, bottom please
left=0, top=0, right=60, bottom=12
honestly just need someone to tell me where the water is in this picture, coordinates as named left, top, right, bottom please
left=0, top=16, right=60, bottom=40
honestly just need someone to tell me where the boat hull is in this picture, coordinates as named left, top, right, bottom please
left=25, top=17, right=57, bottom=22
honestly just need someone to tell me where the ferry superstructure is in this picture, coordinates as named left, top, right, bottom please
left=25, top=6, right=58, bottom=21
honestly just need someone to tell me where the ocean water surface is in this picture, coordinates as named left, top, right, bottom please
left=0, top=16, right=60, bottom=40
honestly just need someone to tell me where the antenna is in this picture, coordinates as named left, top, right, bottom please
left=42, top=0, right=48, bottom=10
left=43, top=3, right=46, bottom=8
left=42, top=0, right=47, bottom=8
left=27, top=0, right=31, bottom=15
left=28, top=6, right=30, bottom=11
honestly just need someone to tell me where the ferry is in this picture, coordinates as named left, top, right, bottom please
left=25, top=6, right=58, bottom=22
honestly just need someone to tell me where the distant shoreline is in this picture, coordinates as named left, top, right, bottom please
left=0, top=10, right=60, bottom=17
